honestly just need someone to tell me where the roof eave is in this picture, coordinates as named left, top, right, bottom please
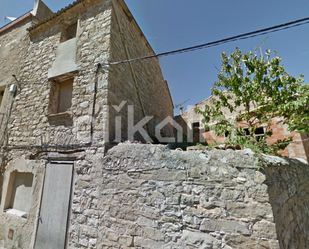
left=0, top=12, right=34, bottom=35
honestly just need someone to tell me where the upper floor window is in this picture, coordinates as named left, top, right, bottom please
left=66, top=23, right=77, bottom=40
left=47, top=77, right=74, bottom=126
left=57, top=78, right=73, bottom=113
left=0, top=90, right=4, bottom=105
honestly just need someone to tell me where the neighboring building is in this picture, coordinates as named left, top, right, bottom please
left=0, top=0, right=173, bottom=248
left=175, top=95, right=309, bottom=163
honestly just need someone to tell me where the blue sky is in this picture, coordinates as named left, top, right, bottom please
left=1, top=0, right=309, bottom=115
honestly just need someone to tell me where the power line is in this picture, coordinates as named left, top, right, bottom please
left=15, top=16, right=309, bottom=84
left=100, top=16, right=309, bottom=66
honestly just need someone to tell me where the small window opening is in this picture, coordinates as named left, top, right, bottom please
left=67, top=23, right=77, bottom=40
left=225, top=130, right=229, bottom=137
left=4, top=172, right=34, bottom=217
left=192, top=122, right=200, bottom=142
left=0, top=90, right=4, bottom=106
left=225, top=127, right=265, bottom=141
left=57, top=79, right=73, bottom=113
left=192, top=122, right=199, bottom=130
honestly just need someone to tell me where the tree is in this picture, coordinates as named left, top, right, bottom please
left=195, top=48, right=309, bottom=155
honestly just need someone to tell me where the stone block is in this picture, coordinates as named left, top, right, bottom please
left=221, top=189, right=244, bottom=202
left=200, top=196, right=226, bottom=209
left=80, top=225, right=98, bottom=237
left=143, top=227, right=165, bottom=241
left=181, top=194, right=200, bottom=205
left=254, top=171, right=266, bottom=184
left=181, top=230, right=221, bottom=248
left=252, top=220, right=277, bottom=239
left=189, top=168, right=201, bottom=178
left=89, top=238, right=97, bottom=245
left=151, top=191, right=165, bottom=200
left=166, top=194, right=180, bottom=205
left=105, top=230, right=119, bottom=242
left=137, top=216, right=158, bottom=228
left=225, top=235, right=279, bottom=249
left=118, top=236, right=133, bottom=247
left=200, top=219, right=251, bottom=235
left=134, top=237, right=164, bottom=248
left=183, top=214, right=202, bottom=226
left=100, top=239, right=113, bottom=247
left=226, top=201, right=274, bottom=221
left=109, top=207, right=138, bottom=221
left=247, top=185, right=269, bottom=203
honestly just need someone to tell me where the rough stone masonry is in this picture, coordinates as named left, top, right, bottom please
left=67, top=143, right=309, bottom=249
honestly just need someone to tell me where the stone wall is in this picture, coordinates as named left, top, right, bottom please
left=0, top=142, right=308, bottom=248
left=0, top=17, right=31, bottom=86
left=0, top=152, right=45, bottom=249
left=265, top=157, right=309, bottom=249
left=108, top=0, right=174, bottom=142
left=0, top=15, right=34, bottom=240
left=67, top=142, right=307, bottom=249
left=1, top=0, right=308, bottom=248
left=0, top=0, right=174, bottom=247
left=13, top=0, right=113, bottom=147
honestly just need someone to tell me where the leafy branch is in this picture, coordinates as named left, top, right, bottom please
left=195, top=48, right=309, bottom=155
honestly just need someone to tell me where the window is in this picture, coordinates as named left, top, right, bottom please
left=192, top=122, right=199, bottom=130
left=225, top=127, right=265, bottom=141
left=192, top=122, right=200, bottom=142
left=59, top=22, right=78, bottom=43
left=0, top=88, right=5, bottom=124
left=0, top=90, right=4, bottom=106
left=4, top=172, right=34, bottom=217
left=66, top=23, right=77, bottom=40
left=48, top=78, right=74, bottom=126
left=252, top=127, right=265, bottom=141
left=57, top=79, right=73, bottom=113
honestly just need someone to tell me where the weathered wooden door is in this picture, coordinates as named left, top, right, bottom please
left=34, top=162, right=73, bottom=249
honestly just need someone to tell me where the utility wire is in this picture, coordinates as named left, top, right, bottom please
left=100, top=16, right=309, bottom=66
left=15, top=16, right=309, bottom=84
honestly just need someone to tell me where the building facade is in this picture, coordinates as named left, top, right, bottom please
left=0, top=0, right=173, bottom=248
left=175, top=95, right=309, bottom=163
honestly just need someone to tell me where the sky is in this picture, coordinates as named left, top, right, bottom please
left=1, top=0, right=309, bottom=115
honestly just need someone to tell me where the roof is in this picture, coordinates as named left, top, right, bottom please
left=27, top=0, right=156, bottom=55
left=27, top=0, right=84, bottom=32
left=0, top=12, right=33, bottom=35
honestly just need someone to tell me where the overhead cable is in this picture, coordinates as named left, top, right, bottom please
left=100, top=16, right=309, bottom=66
left=15, top=16, right=309, bottom=85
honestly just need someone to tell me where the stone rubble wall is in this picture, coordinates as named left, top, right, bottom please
left=265, top=157, right=309, bottom=249
left=8, top=0, right=174, bottom=147
left=1, top=143, right=308, bottom=248
left=9, top=0, right=113, bottom=147
left=68, top=143, right=298, bottom=249
left=0, top=18, right=31, bottom=86
left=0, top=17, right=33, bottom=236
left=107, top=0, right=174, bottom=142
left=0, top=151, right=45, bottom=249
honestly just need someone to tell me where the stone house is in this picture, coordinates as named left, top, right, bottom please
left=175, top=95, right=309, bottom=163
left=0, top=0, right=173, bottom=248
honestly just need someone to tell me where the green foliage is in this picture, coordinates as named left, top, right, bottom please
left=195, top=48, right=309, bottom=155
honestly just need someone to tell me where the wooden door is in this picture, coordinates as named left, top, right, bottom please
left=34, top=162, right=73, bottom=249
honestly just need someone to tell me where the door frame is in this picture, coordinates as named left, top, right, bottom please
left=34, top=160, right=75, bottom=249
